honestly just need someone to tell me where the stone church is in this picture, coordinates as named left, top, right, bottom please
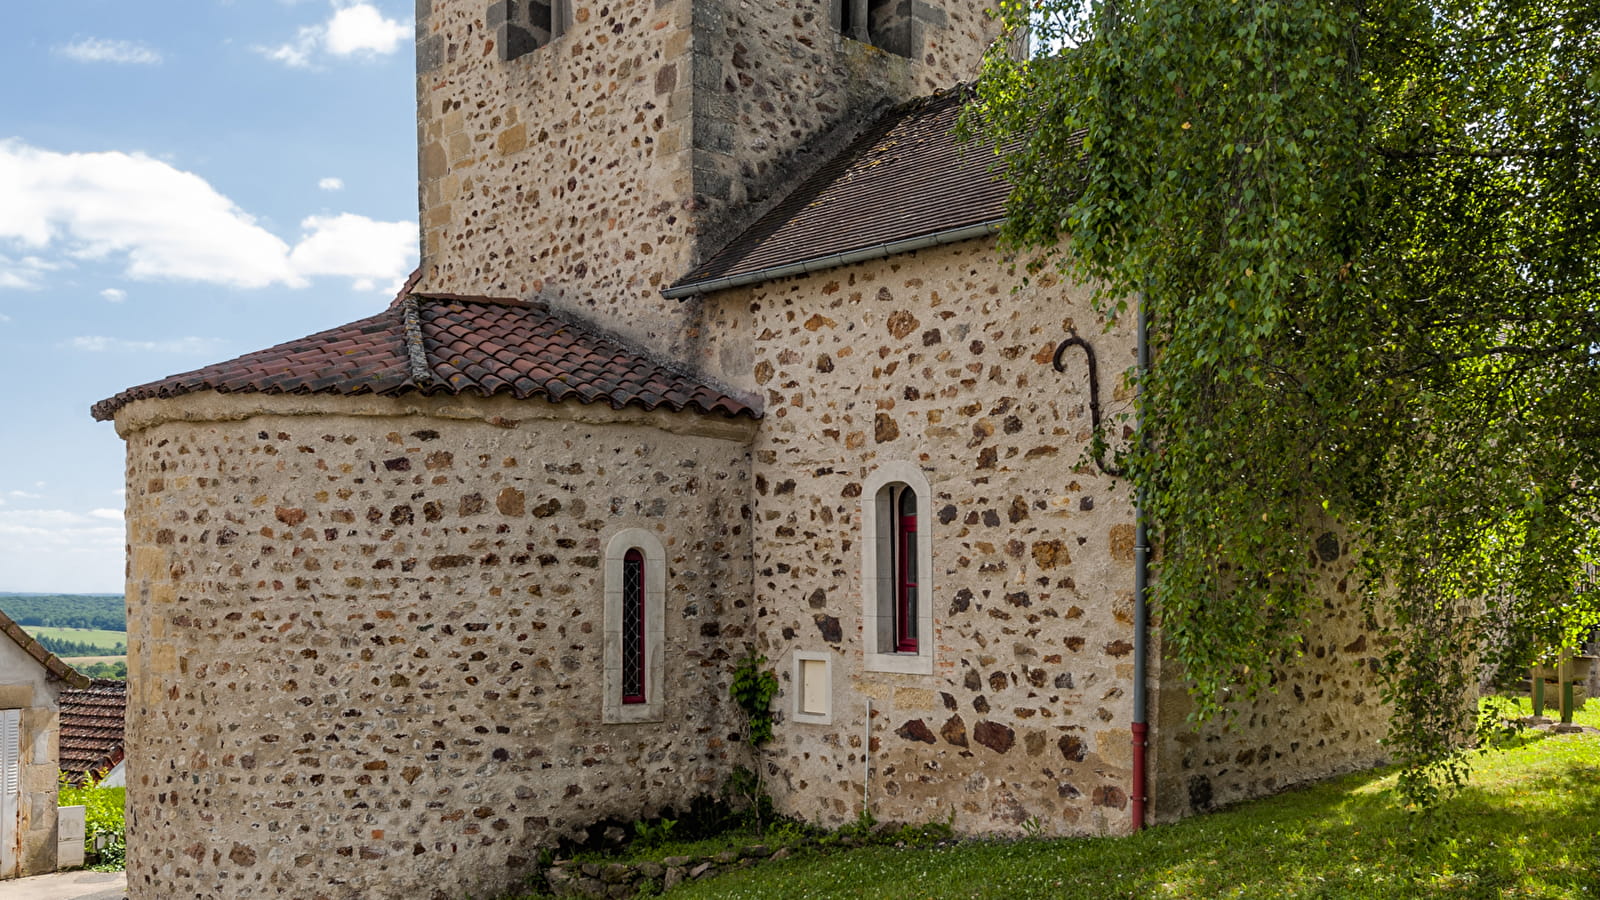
left=92, top=2, right=1388, bottom=897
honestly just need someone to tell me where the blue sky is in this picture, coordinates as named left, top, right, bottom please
left=1, top=1, right=420, bottom=592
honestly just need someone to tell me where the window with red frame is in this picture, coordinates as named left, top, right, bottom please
left=621, top=548, right=646, bottom=704
left=892, top=485, right=918, bottom=653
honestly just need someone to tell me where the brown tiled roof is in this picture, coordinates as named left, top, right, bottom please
left=0, top=610, right=91, bottom=690
left=60, top=679, right=126, bottom=782
left=91, top=287, right=759, bottom=421
left=667, top=86, right=1014, bottom=296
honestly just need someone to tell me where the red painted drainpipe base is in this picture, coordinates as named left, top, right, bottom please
left=1131, top=721, right=1148, bottom=831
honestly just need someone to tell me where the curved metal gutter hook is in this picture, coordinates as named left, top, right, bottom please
left=1052, top=329, right=1126, bottom=478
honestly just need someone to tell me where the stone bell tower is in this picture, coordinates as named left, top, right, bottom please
left=413, top=0, right=1003, bottom=362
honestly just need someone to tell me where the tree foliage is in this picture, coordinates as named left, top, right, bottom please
left=975, top=0, right=1600, bottom=801
left=0, top=594, right=125, bottom=632
left=36, top=635, right=127, bottom=658
left=75, top=661, right=128, bottom=681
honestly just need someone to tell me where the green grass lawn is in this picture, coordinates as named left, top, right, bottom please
left=29, top=626, right=126, bottom=652
left=666, top=723, right=1600, bottom=899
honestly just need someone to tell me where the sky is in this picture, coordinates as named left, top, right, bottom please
left=0, top=1, right=420, bottom=593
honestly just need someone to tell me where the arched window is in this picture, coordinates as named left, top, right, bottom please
left=892, top=484, right=919, bottom=652
left=604, top=529, right=665, bottom=722
left=863, top=463, right=934, bottom=674
left=621, top=548, right=646, bottom=704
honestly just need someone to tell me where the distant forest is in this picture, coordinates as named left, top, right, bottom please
left=76, top=661, right=127, bottom=680
left=0, top=594, right=125, bottom=632
left=36, top=635, right=127, bottom=657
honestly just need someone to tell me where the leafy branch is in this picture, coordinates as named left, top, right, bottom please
left=975, top=0, right=1600, bottom=805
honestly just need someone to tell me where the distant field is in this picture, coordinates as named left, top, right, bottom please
left=59, top=655, right=125, bottom=665
left=29, top=627, right=126, bottom=652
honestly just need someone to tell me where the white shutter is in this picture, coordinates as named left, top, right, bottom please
left=0, top=708, right=20, bottom=878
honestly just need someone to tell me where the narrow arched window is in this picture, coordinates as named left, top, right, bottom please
left=893, top=485, right=918, bottom=652
left=863, top=463, right=934, bottom=674
left=621, top=547, right=646, bottom=704
left=604, top=528, right=665, bottom=722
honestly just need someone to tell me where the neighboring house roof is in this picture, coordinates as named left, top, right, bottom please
left=91, top=288, right=759, bottom=421
left=0, top=609, right=91, bottom=690
left=665, top=86, right=1015, bottom=298
left=59, top=679, right=126, bottom=781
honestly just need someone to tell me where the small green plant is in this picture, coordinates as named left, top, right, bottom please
left=632, top=817, right=678, bottom=848
left=722, top=766, right=776, bottom=834
left=59, top=769, right=126, bottom=871
left=1020, top=816, right=1046, bottom=839
left=890, top=821, right=954, bottom=848
left=832, top=807, right=877, bottom=842
left=728, top=651, right=780, bottom=834
left=765, top=818, right=812, bottom=846
left=729, top=651, right=779, bottom=748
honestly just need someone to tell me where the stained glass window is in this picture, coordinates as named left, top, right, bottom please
left=894, top=485, right=919, bottom=652
left=621, top=548, right=646, bottom=704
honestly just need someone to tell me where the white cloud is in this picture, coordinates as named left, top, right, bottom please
left=0, top=140, right=416, bottom=293
left=0, top=254, right=63, bottom=290
left=288, top=214, right=416, bottom=292
left=100, top=288, right=126, bottom=302
left=0, top=140, right=297, bottom=288
left=318, top=177, right=345, bottom=191
left=7, top=490, right=43, bottom=500
left=67, top=335, right=228, bottom=355
left=58, top=38, right=163, bottom=65
left=0, top=313, right=10, bottom=323
left=264, top=27, right=320, bottom=68
left=88, top=509, right=125, bottom=521
left=325, top=4, right=410, bottom=55
left=261, top=2, right=410, bottom=68
left=0, top=509, right=126, bottom=593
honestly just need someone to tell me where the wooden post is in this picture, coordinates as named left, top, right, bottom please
left=1559, top=657, right=1574, bottom=725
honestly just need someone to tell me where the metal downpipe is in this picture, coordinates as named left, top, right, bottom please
left=1131, top=296, right=1150, bottom=831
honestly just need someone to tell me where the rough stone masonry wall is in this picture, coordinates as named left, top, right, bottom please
left=115, top=394, right=752, bottom=900
left=698, top=238, right=1148, bottom=836
left=12, top=705, right=60, bottom=878
left=687, top=0, right=1002, bottom=253
left=1149, top=531, right=1390, bottom=821
left=414, top=0, right=1001, bottom=365
left=415, top=0, right=702, bottom=358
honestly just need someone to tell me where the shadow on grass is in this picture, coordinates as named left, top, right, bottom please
left=667, top=734, right=1600, bottom=900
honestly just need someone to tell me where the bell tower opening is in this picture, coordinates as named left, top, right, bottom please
left=835, top=0, right=916, bottom=58
left=491, top=0, right=570, bottom=61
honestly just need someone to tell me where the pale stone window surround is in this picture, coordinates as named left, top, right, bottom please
left=603, top=527, right=665, bottom=723
left=492, top=0, right=572, bottom=62
left=862, top=461, right=935, bottom=675
left=832, top=0, right=916, bottom=58
left=791, top=651, right=833, bottom=725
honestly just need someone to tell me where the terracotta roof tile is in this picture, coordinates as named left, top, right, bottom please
left=668, top=86, right=1016, bottom=295
left=92, top=288, right=759, bottom=421
left=59, top=679, right=127, bottom=781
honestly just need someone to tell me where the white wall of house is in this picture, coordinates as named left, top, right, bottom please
left=0, top=633, right=64, bottom=878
